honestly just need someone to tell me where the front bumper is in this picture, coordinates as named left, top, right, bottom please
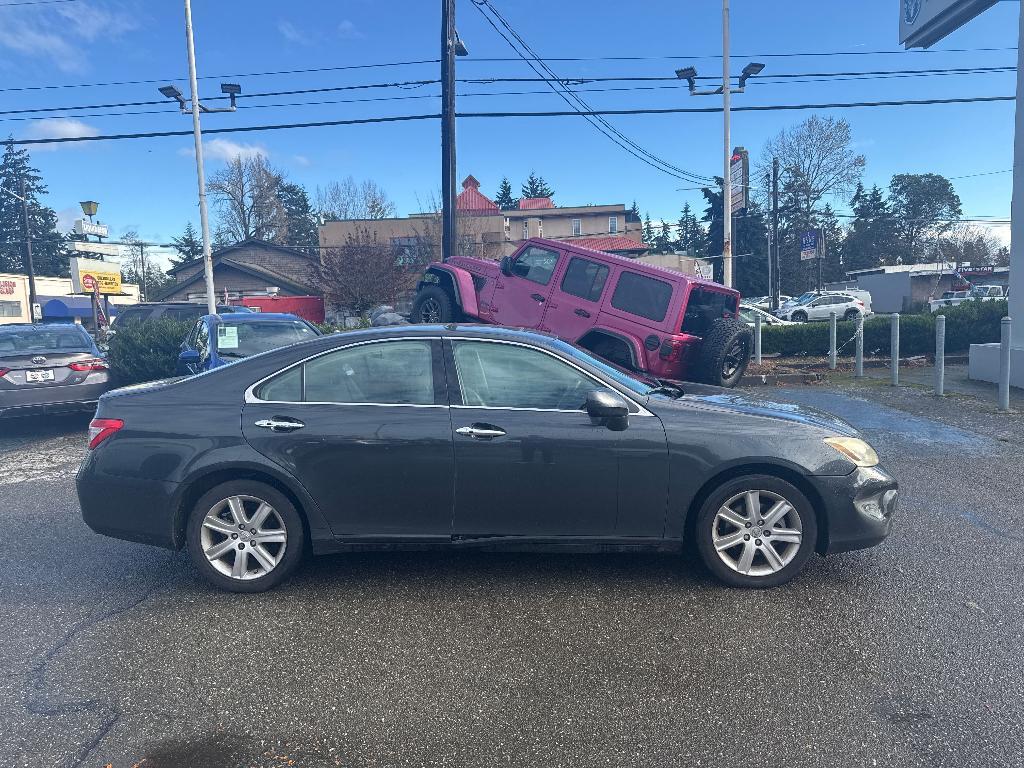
left=814, top=465, right=899, bottom=554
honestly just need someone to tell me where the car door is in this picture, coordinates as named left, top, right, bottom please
left=806, top=296, right=831, bottom=321
left=444, top=337, right=668, bottom=539
left=489, top=244, right=562, bottom=329
left=241, top=338, right=455, bottom=539
left=539, top=254, right=610, bottom=340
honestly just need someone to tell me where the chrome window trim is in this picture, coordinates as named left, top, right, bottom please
left=244, top=336, right=442, bottom=406
left=445, top=336, right=653, bottom=416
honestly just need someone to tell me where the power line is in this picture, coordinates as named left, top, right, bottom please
left=0, top=0, right=76, bottom=6
left=6, top=94, right=1015, bottom=147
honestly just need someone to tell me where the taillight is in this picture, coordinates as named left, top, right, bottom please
left=0, top=367, right=9, bottom=378
left=856, top=300, right=865, bottom=307
left=69, top=358, right=108, bottom=372
left=88, top=418, right=123, bottom=449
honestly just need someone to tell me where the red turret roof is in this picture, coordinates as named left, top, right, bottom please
left=456, top=175, right=500, bottom=215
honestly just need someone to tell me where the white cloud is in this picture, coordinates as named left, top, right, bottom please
left=292, top=154, right=311, bottom=167
left=277, top=20, right=311, bottom=45
left=337, top=20, right=363, bottom=40
left=179, top=139, right=269, bottom=163
left=23, top=118, right=100, bottom=151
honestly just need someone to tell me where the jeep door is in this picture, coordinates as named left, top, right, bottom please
left=489, top=244, right=562, bottom=330
left=539, top=254, right=610, bottom=342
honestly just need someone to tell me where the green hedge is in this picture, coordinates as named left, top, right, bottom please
left=761, top=300, right=1008, bottom=357
left=107, top=318, right=191, bottom=385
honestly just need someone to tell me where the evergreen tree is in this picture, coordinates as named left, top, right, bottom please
left=842, top=183, right=893, bottom=273
left=653, top=220, right=673, bottom=253
left=642, top=213, right=655, bottom=246
left=887, top=173, right=961, bottom=265
left=817, top=205, right=846, bottom=284
left=520, top=171, right=554, bottom=200
left=628, top=200, right=641, bottom=222
left=494, top=177, right=518, bottom=210
left=0, top=140, right=67, bottom=276
left=169, top=222, right=204, bottom=266
left=700, top=181, right=769, bottom=294
left=277, top=182, right=319, bottom=254
left=675, top=202, right=704, bottom=256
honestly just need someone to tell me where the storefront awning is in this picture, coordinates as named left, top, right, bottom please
left=38, top=295, right=120, bottom=319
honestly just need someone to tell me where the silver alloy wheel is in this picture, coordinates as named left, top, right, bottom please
left=420, top=298, right=442, bottom=323
left=711, top=489, right=803, bottom=577
left=200, top=494, right=288, bottom=581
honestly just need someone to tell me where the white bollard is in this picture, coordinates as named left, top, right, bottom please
left=891, top=313, right=900, bottom=387
left=855, top=314, right=864, bottom=378
left=935, top=314, right=945, bottom=396
left=754, top=313, right=762, bottom=365
left=829, top=312, right=837, bottom=370
left=999, top=317, right=1012, bottom=411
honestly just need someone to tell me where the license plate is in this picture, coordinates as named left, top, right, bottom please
left=26, top=370, right=55, bottom=383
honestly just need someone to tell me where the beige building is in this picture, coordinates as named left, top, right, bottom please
left=318, top=176, right=646, bottom=261
left=0, top=272, right=140, bottom=326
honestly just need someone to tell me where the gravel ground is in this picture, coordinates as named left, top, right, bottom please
left=1, top=384, right=1022, bottom=768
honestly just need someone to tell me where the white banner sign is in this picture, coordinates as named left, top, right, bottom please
left=900, top=0, right=997, bottom=48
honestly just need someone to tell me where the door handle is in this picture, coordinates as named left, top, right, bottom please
left=574, top=308, right=591, bottom=318
left=530, top=293, right=545, bottom=303
left=456, top=425, right=507, bottom=439
left=254, top=418, right=305, bottom=432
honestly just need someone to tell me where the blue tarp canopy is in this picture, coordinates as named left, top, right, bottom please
left=38, top=296, right=119, bottom=319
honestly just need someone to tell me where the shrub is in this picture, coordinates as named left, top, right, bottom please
left=107, top=318, right=191, bottom=386
left=760, top=300, right=1007, bottom=358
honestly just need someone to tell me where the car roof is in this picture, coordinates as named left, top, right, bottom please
left=205, top=312, right=306, bottom=323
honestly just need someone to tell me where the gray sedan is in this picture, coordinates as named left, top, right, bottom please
left=0, top=323, right=110, bottom=417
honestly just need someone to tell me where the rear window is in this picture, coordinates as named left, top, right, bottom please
left=0, top=325, right=92, bottom=354
left=112, top=307, right=154, bottom=326
left=682, top=287, right=738, bottom=336
left=560, top=257, right=610, bottom=302
left=610, top=271, right=672, bottom=322
left=163, top=306, right=205, bottom=322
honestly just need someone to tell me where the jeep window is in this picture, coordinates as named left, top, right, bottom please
left=512, top=246, right=560, bottom=286
left=682, top=287, right=738, bottom=336
left=610, top=271, right=672, bottom=322
left=560, top=257, right=610, bottom=302
left=452, top=341, right=593, bottom=411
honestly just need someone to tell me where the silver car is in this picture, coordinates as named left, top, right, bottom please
left=0, top=324, right=110, bottom=417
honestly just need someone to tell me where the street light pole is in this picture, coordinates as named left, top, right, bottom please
left=441, top=0, right=456, bottom=263
left=183, top=0, right=217, bottom=316
left=721, top=0, right=733, bottom=288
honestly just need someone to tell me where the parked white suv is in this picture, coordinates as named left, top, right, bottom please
left=775, top=293, right=868, bottom=323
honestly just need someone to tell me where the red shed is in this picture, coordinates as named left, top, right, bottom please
left=232, top=295, right=325, bottom=323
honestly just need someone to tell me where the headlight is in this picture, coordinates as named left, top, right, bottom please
left=824, top=437, right=879, bottom=467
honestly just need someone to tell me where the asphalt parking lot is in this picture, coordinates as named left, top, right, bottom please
left=2, top=385, right=1023, bottom=768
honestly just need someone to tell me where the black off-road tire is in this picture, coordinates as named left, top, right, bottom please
left=693, top=318, right=752, bottom=388
left=694, top=474, right=818, bottom=589
left=187, top=480, right=306, bottom=593
left=844, top=308, right=861, bottom=322
left=411, top=285, right=458, bottom=324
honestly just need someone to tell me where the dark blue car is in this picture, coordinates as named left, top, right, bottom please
left=176, top=313, right=321, bottom=375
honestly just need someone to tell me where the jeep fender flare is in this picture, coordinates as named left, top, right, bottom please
left=576, top=328, right=645, bottom=370
left=418, top=265, right=480, bottom=319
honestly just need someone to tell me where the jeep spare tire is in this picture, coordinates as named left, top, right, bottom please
left=411, top=285, right=457, bottom=324
left=695, top=318, right=752, bottom=388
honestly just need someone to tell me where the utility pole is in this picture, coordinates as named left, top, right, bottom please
left=771, top=158, right=780, bottom=311
left=184, top=0, right=217, bottom=315
left=721, top=0, right=733, bottom=288
left=441, top=0, right=457, bottom=263
left=19, top=178, right=37, bottom=323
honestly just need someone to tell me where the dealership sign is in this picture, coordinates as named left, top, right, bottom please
left=70, top=256, right=122, bottom=295
left=900, top=0, right=997, bottom=48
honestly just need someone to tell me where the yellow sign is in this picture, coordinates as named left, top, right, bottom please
left=71, top=256, right=122, bottom=295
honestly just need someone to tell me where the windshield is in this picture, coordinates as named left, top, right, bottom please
left=0, top=325, right=93, bottom=355
left=215, top=320, right=319, bottom=358
left=794, top=292, right=821, bottom=305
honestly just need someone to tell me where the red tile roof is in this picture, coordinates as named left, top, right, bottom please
left=456, top=175, right=500, bottom=215
left=567, top=236, right=647, bottom=253
left=519, top=197, right=554, bottom=210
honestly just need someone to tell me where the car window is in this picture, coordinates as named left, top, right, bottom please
left=215, top=320, right=318, bottom=359
left=682, top=287, right=738, bottom=336
left=302, top=340, right=435, bottom=405
left=512, top=246, right=560, bottom=286
left=195, top=323, right=210, bottom=360
left=0, top=325, right=93, bottom=354
left=452, top=340, right=594, bottom=411
left=164, top=307, right=204, bottom=322
left=560, top=257, right=610, bottom=302
left=113, top=308, right=151, bottom=326
left=611, top=271, right=673, bottom=322
left=256, top=366, right=302, bottom=402
left=185, top=320, right=202, bottom=348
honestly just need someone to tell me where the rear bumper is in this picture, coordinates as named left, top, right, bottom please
left=814, top=466, right=899, bottom=554
left=0, top=380, right=109, bottom=417
left=76, top=450, right=181, bottom=549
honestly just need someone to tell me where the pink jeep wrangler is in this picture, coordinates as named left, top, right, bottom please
left=411, top=238, right=752, bottom=387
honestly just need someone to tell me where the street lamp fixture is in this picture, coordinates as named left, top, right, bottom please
left=674, top=66, right=698, bottom=93
left=79, top=200, right=99, bottom=220
left=158, top=82, right=241, bottom=113
left=158, top=84, right=186, bottom=106
left=454, top=31, right=469, bottom=57
left=675, top=62, right=764, bottom=95
left=739, top=62, right=765, bottom=88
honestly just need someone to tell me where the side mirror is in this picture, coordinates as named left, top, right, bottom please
left=178, top=349, right=200, bottom=364
left=586, top=389, right=629, bottom=430
left=499, top=256, right=513, bottom=276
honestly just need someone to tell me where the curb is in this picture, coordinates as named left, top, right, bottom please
left=740, top=372, right=823, bottom=386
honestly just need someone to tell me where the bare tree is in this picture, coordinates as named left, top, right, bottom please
left=120, top=229, right=172, bottom=300
left=316, top=177, right=395, bottom=220
left=312, top=228, right=411, bottom=316
left=208, top=156, right=287, bottom=243
left=759, top=116, right=866, bottom=217
left=933, top=222, right=1002, bottom=267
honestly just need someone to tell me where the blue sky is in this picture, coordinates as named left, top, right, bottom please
left=0, top=0, right=1018, bottom=264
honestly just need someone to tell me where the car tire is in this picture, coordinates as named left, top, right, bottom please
left=791, top=310, right=808, bottom=323
left=411, top=285, right=458, bottom=324
left=694, top=474, right=818, bottom=589
left=844, top=309, right=860, bottom=321
left=694, top=318, right=752, bottom=388
left=186, top=480, right=305, bottom=593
